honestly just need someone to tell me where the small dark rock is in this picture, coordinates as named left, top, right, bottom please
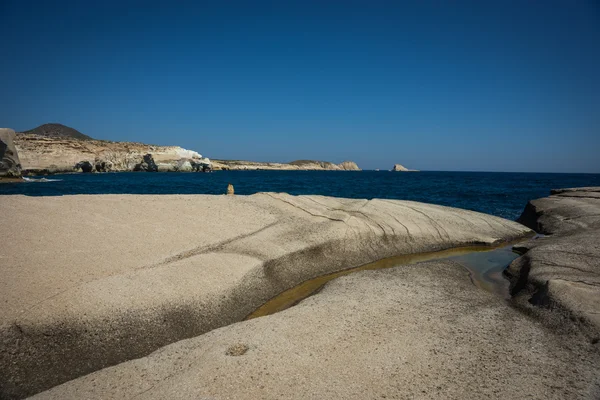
left=225, top=343, right=249, bottom=356
left=74, top=161, right=94, bottom=173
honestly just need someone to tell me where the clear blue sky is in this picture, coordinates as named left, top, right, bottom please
left=1, top=0, right=599, bottom=172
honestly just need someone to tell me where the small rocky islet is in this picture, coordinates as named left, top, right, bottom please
left=1, top=125, right=599, bottom=399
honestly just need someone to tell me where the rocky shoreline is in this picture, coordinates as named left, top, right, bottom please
left=1, top=159, right=599, bottom=397
left=12, top=188, right=599, bottom=400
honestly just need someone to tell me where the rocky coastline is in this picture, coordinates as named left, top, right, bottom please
left=3, top=125, right=600, bottom=398
left=14, top=131, right=211, bottom=175
left=5, top=123, right=362, bottom=177
left=1, top=188, right=596, bottom=399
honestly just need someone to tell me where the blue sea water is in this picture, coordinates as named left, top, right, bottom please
left=2, top=171, right=599, bottom=220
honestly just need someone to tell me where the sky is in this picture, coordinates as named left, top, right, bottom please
left=1, top=0, right=599, bottom=172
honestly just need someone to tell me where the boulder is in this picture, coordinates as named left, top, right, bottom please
left=74, top=161, right=94, bottom=173
left=0, top=128, right=22, bottom=179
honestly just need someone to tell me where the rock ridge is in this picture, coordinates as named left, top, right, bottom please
left=507, top=187, right=600, bottom=338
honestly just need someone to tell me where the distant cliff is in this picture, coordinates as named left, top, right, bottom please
left=14, top=124, right=361, bottom=174
left=212, top=159, right=361, bottom=171
left=15, top=124, right=208, bottom=174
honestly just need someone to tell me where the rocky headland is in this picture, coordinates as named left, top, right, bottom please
left=15, top=124, right=210, bottom=174
left=13, top=123, right=361, bottom=174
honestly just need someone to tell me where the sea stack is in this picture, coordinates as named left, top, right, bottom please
left=0, top=128, right=22, bottom=180
left=227, top=183, right=234, bottom=195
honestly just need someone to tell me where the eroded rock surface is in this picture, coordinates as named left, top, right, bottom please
left=508, top=187, right=600, bottom=337
left=0, top=194, right=530, bottom=398
left=32, top=262, right=600, bottom=400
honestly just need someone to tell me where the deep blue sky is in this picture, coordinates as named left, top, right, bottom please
left=1, top=1, right=599, bottom=172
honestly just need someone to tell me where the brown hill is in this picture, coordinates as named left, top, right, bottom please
left=19, top=123, right=93, bottom=141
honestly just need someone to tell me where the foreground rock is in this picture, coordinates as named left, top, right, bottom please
left=0, top=128, right=22, bottom=180
left=507, top=187, right=600, bottom=337
left=211, top=159, right=361, bottom=171
left=0, top=194, right=530, bottom=398
left=33, top=262, right=600, bottom=399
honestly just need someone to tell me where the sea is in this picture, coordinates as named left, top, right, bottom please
left=2, top=171, right=599, bottom=221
